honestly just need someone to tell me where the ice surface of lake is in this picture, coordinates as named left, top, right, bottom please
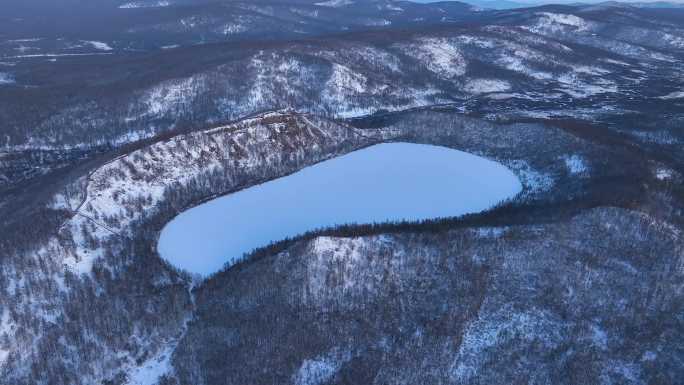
left=158, top=143, right=522, bottom=275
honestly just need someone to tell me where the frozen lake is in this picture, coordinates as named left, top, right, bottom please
left=158, top=143, right=522, bottom=275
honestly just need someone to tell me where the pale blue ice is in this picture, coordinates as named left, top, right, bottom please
left=158, top=143, right=522, bottom=275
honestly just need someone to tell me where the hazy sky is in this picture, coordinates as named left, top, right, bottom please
left=511, top=0, right=684, bottom=3
left=414, top=0, right=684, bottom=3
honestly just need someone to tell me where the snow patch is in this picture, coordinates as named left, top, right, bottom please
left=572, top=65, right=610, bottom=76
left=525, top=12, right=590, bottom=34
left=9, top=53, right=112, bottom=58
left=125, top=345, right=175, bottom=385
left=539, top=13, right=588, bottom=29
left=83, top=41, right=113, bottom=51
left=497, top=55, right=552, bottom=81
left=321, top=63, right=372, bottom=117
left=601, top=58, right=631, bottom=67
left=400, top=38, right=466, bottom=79
left=315, top=0, right=353, bottom=7
left=457, top=35, right=495, bottom=49
left=464, top=79, right=511, bottom=94
left=474, top=227, right=506, bottom=238
left=142, top=77, right=202, bottom=117
left=590, top=323, right=608, bottom=350
left=562, top=154, right=588, bottom=175
left=327, top=63, right=367, bottom=94
left=557, top=73, right=618, bottom=98
left=0, top=308, right=13, bottom=366
left=6, top=38, right=42, bottom=43
left=0, top=73, right=15, bottom=85
left=602, top=360, right=642, bottom=384
left=451, top=307, right=562, bottom=382
left=655, top=168, right=673, bottom=181
left=658, top=91, right=684, bottom=100
left=660, top=32, right=684, bottom=49
left=293, top=348, right=351, bottom=385
left=363, top=18, right=391, bottom=27
left=509, top=160, right=554, bottom=193
left=220, top=22, right=248, bottom=35
left=119, top=1, right=170, bottom=9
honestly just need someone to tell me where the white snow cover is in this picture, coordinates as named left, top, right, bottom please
left=243, top=52, right=308, bottom=109
left=525, top=12, right=591, bottom=34
left=474, top=227, right=507, bottom=239
left=658, top=91, right=684, bottom=100
left=140, top=77, right=203, bottom=117
left=303, top=236, right=387, bottom=299
left=450, top=306, right=563, bottom=382
left=601, top=58, right=632, bottom=67
left=562, top=154, right=588, bottom=175
left=321, top=63, right=370, bottom=115
left=217, top=50, right=439, bottom=120
left=540, top=13, right=588, bottom=29
left=220, top=21, right=248, bottom=35
left=400, top=38, right=466, bottom=79
left=572, top=65, right=610, bottom=76
left=464, top=79, right=511, bottom=94
left=660, top=31, right=684, bottom=49
left=557, top=73, right=618, bottom=98
left=456, top=35, right=495, bottom=49
left=125, top=345, right=175, bottom=385
left=0, top=73, right=14, bottom=85
left=478, top=26, right=597, bottom=84
left=178, top=15, right=222, bottom=30
left=384, top=3, right=404, bottom=12
left=119, top=1, right=170, bottom=9
left=327, top=63, right=367, bottom=94
left=6, top=38, right=42, bottom=43
left=293, top=348, right=351, bottom=385
left=83, top=41, right=113, bottom=51
left=9, top=53, right=113, bottom=58
left=508, top=159, right=554, bottom=193
left=642, top=351, right=657, bottom=362
left=0, top=308, right=13, bottom=366
left=603, top=360, right=642, bottom=384
left=315, top=0, right=353, bottom=7
left=655, top=168, right=673, bottom=181
left=60, top=112, right=391, bottom=274
left=314, top=46, right=403, bottom=75
left=591, top=324, right=608, bottom=350
left=496, top=55, right=553, bottom=81
left=484, top=25, right=574, bottom=52
left=363, top=18, right=391, bottom=27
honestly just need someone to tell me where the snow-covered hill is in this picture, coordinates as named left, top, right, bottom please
left=0, top=112, right=393, bottom=384
left=0, top=2, right=683, bottom=384
left=175, top=206, right=683, bottom=385
left=2, top=6, right=683, bottom=152
left=0, top=107, right=622, bottom=384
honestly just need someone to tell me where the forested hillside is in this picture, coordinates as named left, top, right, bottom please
left=0, top=1, right=682, bottom=384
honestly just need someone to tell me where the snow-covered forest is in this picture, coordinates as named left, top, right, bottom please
left=0, top=1, right=683, bottom=384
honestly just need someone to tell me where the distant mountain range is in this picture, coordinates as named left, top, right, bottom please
left=413, top=0, right=684, bottom=9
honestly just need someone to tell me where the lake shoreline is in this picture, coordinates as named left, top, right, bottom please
left=158, top=142, right=522, bottom=275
